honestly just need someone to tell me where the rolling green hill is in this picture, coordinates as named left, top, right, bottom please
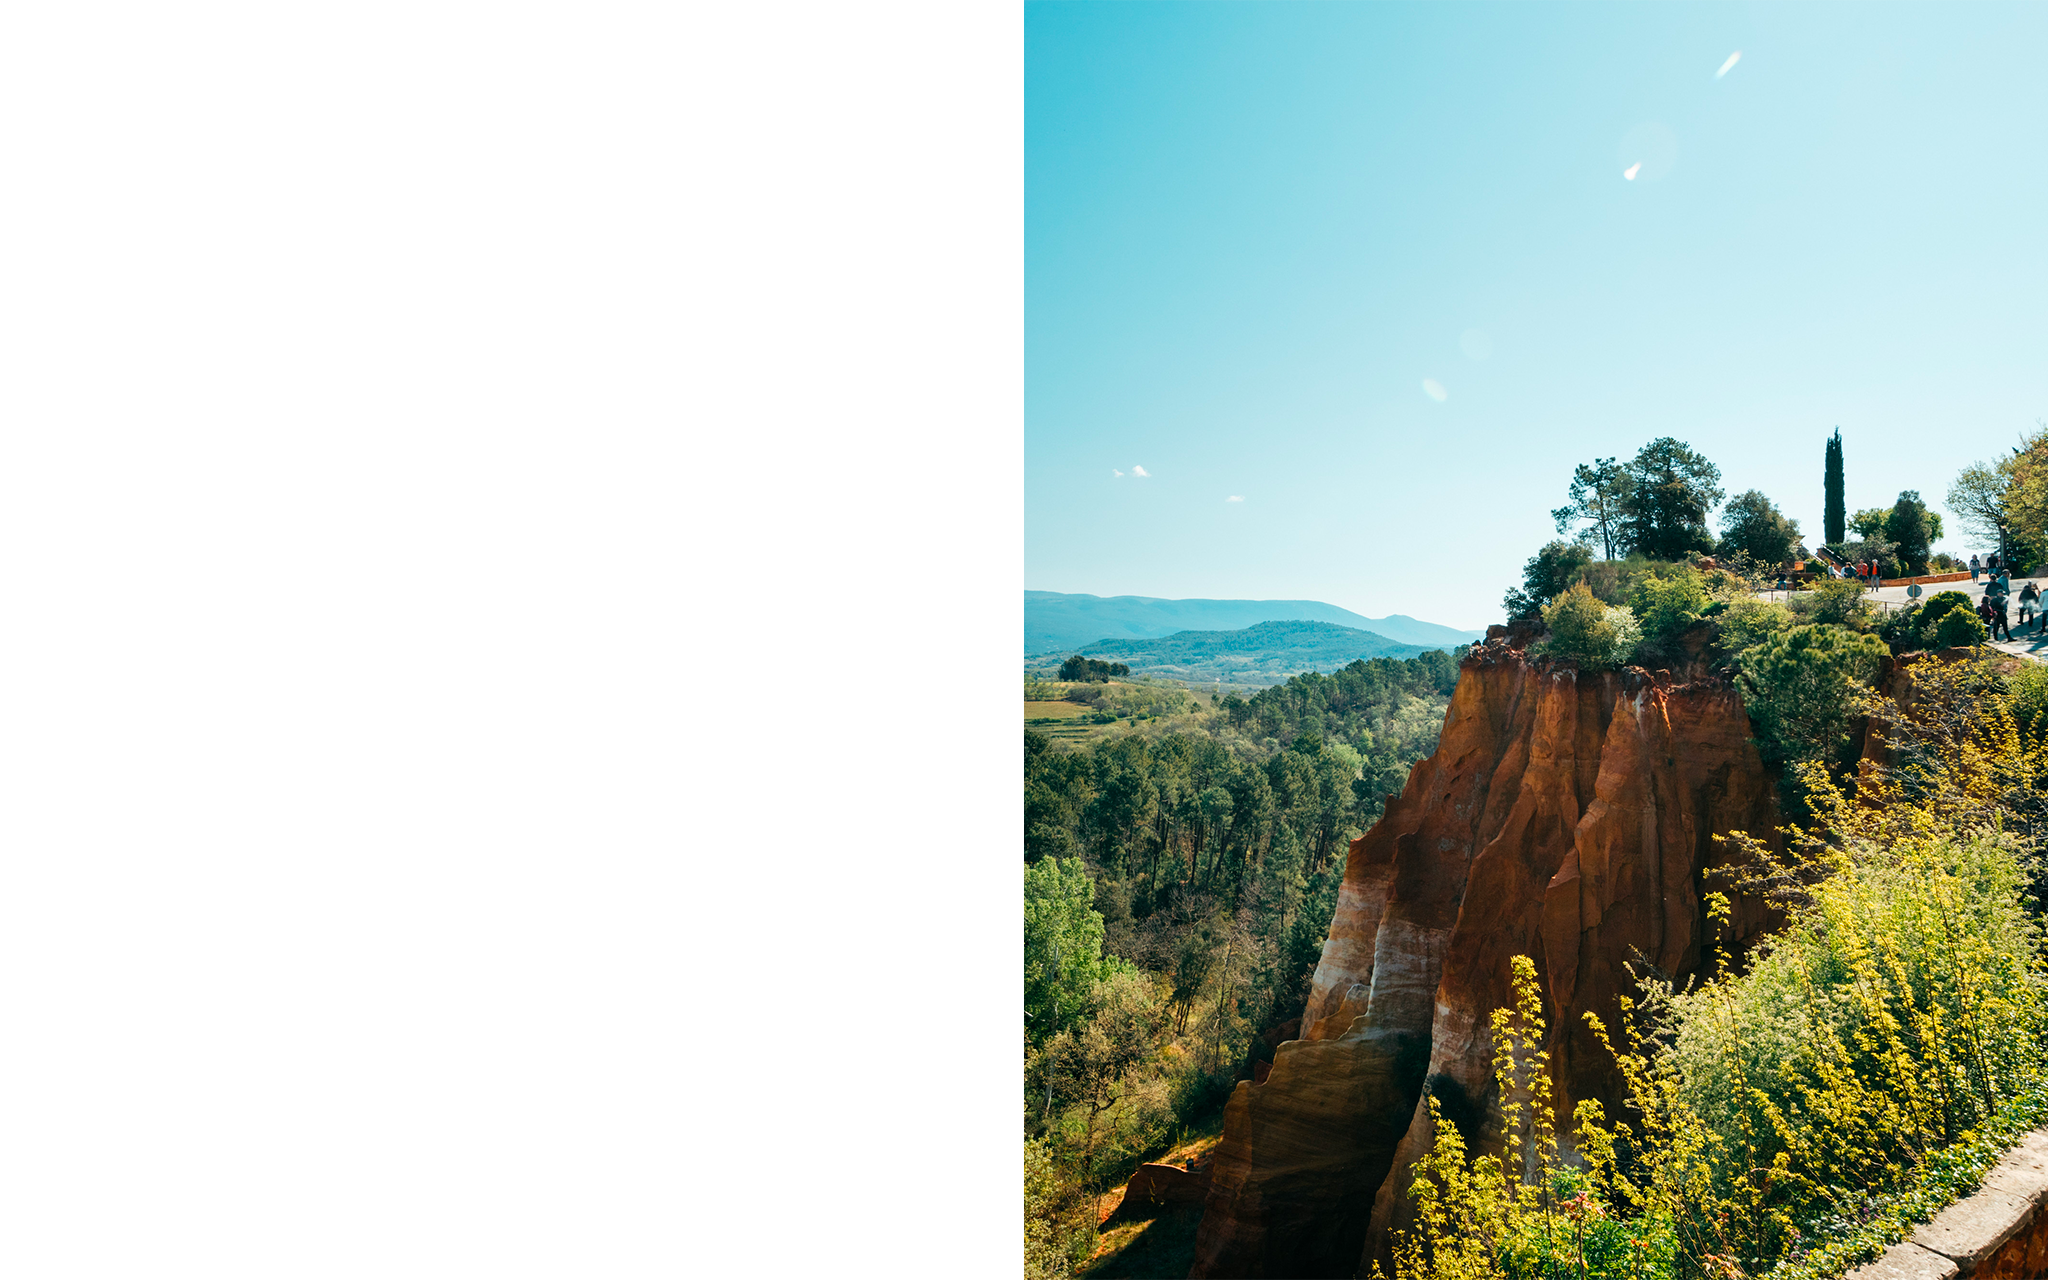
left=1025, top=590, right=1482, bottom=655
left=1036, top=619, right=1448, bottom=685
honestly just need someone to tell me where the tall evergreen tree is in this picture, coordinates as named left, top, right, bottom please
left=1824, top=427, right=1846, bottom=546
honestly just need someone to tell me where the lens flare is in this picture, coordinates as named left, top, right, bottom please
left=1617, top=121, right=1676, bottom=181
left=1422, top=379, right=1447, bottom=402
left=1716, top=51, right=1741, bottom=78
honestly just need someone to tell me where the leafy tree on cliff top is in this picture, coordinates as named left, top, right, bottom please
left=1849, top=506, right=1892, bottom=540
left=1718, top=489, right=1801, bottom=567
left=1617, top=437, right=1725, bottom=560
left=1503, top=540, right=1594, bottom=620
left=1551, top=457, right=1631, bottom=560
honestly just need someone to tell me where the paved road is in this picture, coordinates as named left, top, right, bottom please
left=1759, top=575, right=2048, bottom=664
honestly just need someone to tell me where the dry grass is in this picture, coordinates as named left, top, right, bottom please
left=1024, top=699, right=1093, bottom=721
left=1078, top=1115, right=1229, bottom=1277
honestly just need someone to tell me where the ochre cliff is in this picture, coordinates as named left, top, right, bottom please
left=1189, top=630, right=1780, bottom=1279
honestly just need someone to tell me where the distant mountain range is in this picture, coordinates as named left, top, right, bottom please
left=1025, top=591, right=1483, bottom=656
left=1036, top=620, right=1439, bottom=686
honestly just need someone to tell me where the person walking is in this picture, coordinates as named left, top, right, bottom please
left=1972, top=553, right=1983, bottom=582
left=2020, top=581, right=2039, bottom=629
left=1995, top=594, right=2013, bottom=641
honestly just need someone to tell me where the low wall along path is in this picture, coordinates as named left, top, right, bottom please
left=1849, top=1128, right=2048, bottom=1278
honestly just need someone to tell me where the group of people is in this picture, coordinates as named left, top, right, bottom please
left=1813, top=554, right=1885, bottom=589
left=1972, top=563, right=2039, bottom=641
left=1782, top=552, right=2048, bottom=643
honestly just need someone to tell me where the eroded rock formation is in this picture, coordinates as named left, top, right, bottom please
left=1189, top=629, right=1780, bottom=1278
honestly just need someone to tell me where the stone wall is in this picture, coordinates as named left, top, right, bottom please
left=1848, top=1129, right=2048, bottom=1279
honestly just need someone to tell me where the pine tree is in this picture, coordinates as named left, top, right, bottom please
left=1824, top=427, right=1846, bottom=546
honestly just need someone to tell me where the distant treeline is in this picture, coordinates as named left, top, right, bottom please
left=1028, top=650, right=1462, bottom=882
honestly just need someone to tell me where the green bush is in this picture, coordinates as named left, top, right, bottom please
left=1735, top=623, right=1889, bottom=771
left=1877, top=600, right=1925, bottom=653
left=1715, top=598, right=1794, bottom=660
left=1919, top=589, right=1972, bottom=618
left=1394, top=958, right=1680, bottom=1280
left=1931, top=604, right=1989, bottom=648
left=1537, top=584, right=1641, bottom=670
left=1915, top=589, right=1976, bottom=649
left=1789, top=575, right=1869, bottom=627
left=1102, top=683, right=1194, bottom=720
left=2010, top=662, right=2048, bottom=740
left=1629, top=566, right=1710, bottom=647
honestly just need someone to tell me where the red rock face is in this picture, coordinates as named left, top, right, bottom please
left=1189, top=637, right=1779, bottom=1279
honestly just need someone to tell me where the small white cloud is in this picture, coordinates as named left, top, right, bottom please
left=1226, top=495, right=1244, bottom=503
left=1716, top=51, right=1741, bottom=78
left=1113, top=469, right=1124, bottom=478
left=1624, top=161, right=1641, bottom=181
left=1422, top=379, right=1448, bottom=402
left=1132, top=464, right=1150, bottom=477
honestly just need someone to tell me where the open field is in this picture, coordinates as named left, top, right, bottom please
left=1025, top=678, right=1230, bottom=748
left=1023, top=699, right=1092, bottom=720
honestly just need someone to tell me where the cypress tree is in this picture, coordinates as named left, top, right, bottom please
left=1824, top=427, right=1846, bottom=546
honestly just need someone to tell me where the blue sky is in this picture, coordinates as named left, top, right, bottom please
left=1026, top=2, right=2048, bottom=632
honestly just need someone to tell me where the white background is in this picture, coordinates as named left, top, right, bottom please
left=0, top=3, right=1016, bottom=1274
